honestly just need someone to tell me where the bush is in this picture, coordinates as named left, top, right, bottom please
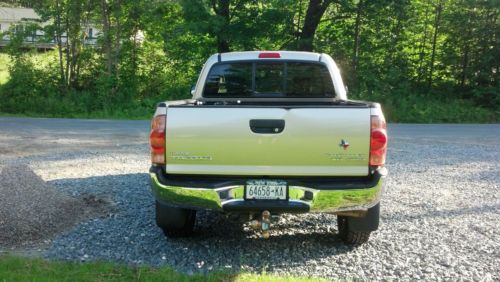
left=0, top=52, right=497, bottom=123
left=352, top=86, right=498, bottom=123
left=0, top=50, right=193, bottom=119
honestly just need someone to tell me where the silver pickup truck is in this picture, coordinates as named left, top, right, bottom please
left=149, top=51, right=388, bottom=244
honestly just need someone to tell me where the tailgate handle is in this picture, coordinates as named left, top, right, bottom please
left=249, top=119, right=285, bottom=134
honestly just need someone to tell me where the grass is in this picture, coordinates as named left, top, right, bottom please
left=0, top=255, right=324, bottom=282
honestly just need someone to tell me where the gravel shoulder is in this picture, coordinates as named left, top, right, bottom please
left=0, top=118, right=499, bottom=280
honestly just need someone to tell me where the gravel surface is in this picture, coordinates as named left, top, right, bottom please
left=0, top=118, right=499, bottom=280
left=0, top=165, right=112, bottom=247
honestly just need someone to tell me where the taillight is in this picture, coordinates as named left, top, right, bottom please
left=150, top=115, right=166, bottom=164
left=370, top=114, right=387, bottom=166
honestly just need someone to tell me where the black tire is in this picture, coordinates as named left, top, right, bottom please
left=337, top=216, right=371, bottom=244
left=155, top=201, right=196, bottom=238
left=337, top=203, right=380, bottom=245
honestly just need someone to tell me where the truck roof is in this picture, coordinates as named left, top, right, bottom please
left=214, top=51, right=323, bottom=62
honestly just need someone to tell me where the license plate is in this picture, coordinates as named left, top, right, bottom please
left=245, top=180, right=287, bottom=200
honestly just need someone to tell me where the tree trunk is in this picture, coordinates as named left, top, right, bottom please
left=296, top=0, right=304, bottom=44
left=297, top=0, right=332, bottom=51
left=64, top=14, right=71, bottom=86
left=68, top=1, right=83, bottom=86
left=100, top=0, right=113, bottom=75
left=55, top=0, right=66, bottom=86
left=428, top=0, right=443, bottom=89
left=113, top=0, right=122, bottom=81
left=459, top=10, right=473, bottom=88
left=351, top=0, right=363, bottom=83
left=213, top=0, right=230, bottom=53
left=491, top=11, right=498, bottom=86
left=388, top=1, right=405, bottom=62
left=478, top=6, right=497, bottom=87
left=460, top=45, right=469, bottom=87
left=69, top=40, right=79, bottom=85
left=416, top=1, right=431, bottom=83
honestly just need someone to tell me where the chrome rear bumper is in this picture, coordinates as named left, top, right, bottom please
left=150, top=166, right=386, bottom=213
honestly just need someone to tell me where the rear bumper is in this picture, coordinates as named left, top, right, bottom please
left=149, top=166, right=387, bottom=213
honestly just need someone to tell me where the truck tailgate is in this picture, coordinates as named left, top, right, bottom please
left=165, top=107, right=370, bottom=176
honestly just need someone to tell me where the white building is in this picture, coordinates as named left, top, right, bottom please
left=0, top=7, right=99, bottom=49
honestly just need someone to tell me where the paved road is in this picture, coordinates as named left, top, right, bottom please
left=0, top=117, right=498, bottom=159
left=0, top=117, right=499, bottom=280
left=0, top=117, right=148, bottom=158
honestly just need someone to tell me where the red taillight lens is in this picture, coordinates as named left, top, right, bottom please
left=258, top=52, right=281, bottom=58
left=370, top=115, right=387, bottom=166
left=150, top=115, right=166, bottom=164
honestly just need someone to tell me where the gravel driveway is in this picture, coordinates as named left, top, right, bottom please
left=0, top=117, right=499, bottom=280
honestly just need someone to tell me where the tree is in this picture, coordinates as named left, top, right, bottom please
left=1, top=0, right=499, bottom=119
left=351, top=0, right=363, bottom=82
left=29, top=0, right=93, bottom=88
left=297, top=0, right=334, bottom=51
left=427, top=0, right=443, bottom=89
left=212, top=0, right=230, bottom=52
left=179, top=0, right=233, bottom=53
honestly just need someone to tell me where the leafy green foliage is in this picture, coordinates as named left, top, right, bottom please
left=0, top=0, right=498, bottom=122
left=353, top=88, right=497, bottom=123
left=0, top=54, right=10, bottom=84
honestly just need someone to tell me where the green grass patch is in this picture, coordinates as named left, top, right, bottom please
left=0, top=255, right=323, bottom=282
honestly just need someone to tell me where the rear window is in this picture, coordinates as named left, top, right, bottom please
left=203, top=61, right=335, bottom=98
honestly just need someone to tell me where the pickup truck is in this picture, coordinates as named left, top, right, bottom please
left=149, top=51, right=387, bottom=244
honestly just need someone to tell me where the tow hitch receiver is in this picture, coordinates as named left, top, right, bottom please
left=250, top=210, right=272, bottom=239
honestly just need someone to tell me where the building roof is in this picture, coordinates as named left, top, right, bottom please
left=0, top=7, right=40, bottom=23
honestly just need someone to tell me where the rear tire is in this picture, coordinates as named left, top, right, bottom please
left=337, top=216, right=371, bottom=244
left=337, top=203, right=380, bottom=245
left=155, top=201, right=196, bottom=238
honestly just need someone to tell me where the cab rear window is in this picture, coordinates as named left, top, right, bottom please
left=202, top=62, right=335, bottom=98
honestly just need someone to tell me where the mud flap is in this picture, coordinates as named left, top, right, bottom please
left=347, top=203, right=380, bottom=232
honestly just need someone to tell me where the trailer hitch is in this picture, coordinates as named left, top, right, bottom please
left=250, top=210, right=271, bottom=239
